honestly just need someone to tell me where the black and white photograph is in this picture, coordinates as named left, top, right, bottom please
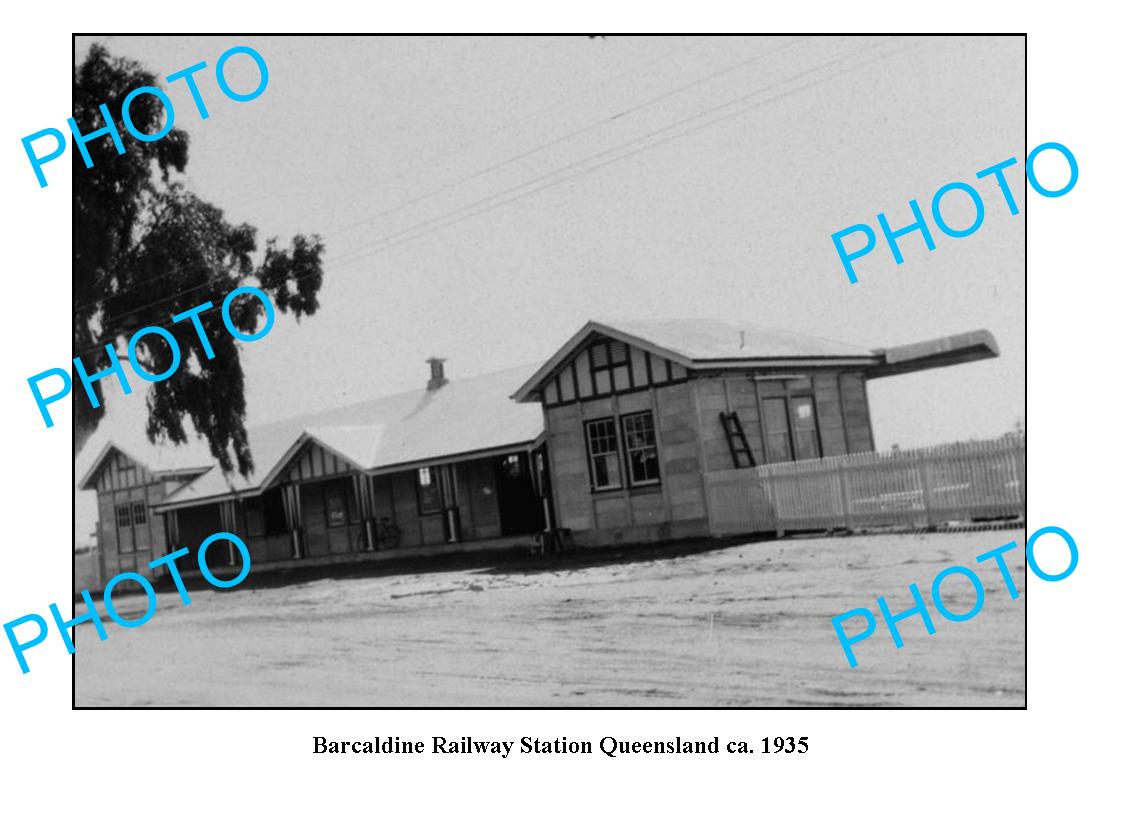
left=68, top=34, right=1026, bottom=708
left=13, top=2, right=1123, bottom=809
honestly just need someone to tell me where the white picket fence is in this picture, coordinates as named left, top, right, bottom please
left=705, top=433, right=1026, bottom=535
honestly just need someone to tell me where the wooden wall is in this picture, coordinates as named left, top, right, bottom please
left=93, top=451, right=172, bottom=584
left=300, top=477, right=364, bottom=558
left=694, top=370, right=875, bottom=472
left=543, top=363, right=878, bottom=547
left=174, top=503, right=222, bottom=570
left=541, top=335, right=690, bottom=407
left=379, top=460, right=504, bottom=549
left=545, top=380, right=710, bottom=547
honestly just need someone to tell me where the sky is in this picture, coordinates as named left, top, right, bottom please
left=73, top=34, right=1025, bottom=539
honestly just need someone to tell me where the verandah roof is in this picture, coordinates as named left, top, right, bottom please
left=79, top=363, right=546, bottom=510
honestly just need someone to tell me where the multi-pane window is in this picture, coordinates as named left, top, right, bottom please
left=585, top=418, right=623, bottom=490
left=763, top=395, right=822, bottom=463
left=589, top=340, right=630, bottom=394
left=131, top=501, right=147, bottom=525
left=324, top=483, right=348, bottom=527
left=417, top=467, right=442, bottom=514
left=115, top=504, right=135, bottom=554
left=622, top=411, right=660, bottom=485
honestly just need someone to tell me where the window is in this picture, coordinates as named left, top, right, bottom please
left=115, top=504, right=135, bottom=554
left=762, top=395, right=822, bottom=463
left=500, top=454, right=523, bottom=478
left=622, top=411, right=660, bottom=486
left=324, top=483, right=349, bottom=527
left=585, top=417, right=623, bottom=490
left=790, top=396, right=821, bottom=460
left=131, top=501, right=147, bottom=525
left=417, top=467, right=442, bottom=514
left=589, top=340, right=630, bottom=394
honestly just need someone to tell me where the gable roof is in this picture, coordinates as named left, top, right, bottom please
left=77, top=438, right=214, bottom=492
left=512, top=319, right=879, bottom=402
left=146, top=363, right=546, bottom=509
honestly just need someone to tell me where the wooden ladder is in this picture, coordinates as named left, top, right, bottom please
left=720, top=411, right=757, bottom=468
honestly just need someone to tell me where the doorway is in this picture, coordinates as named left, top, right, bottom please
left=494, top=452, right=544, bottom=535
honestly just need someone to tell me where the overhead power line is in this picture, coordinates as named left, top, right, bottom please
left=73, top=38, right=797, bottom=318
left=72, top=36, right=922, bottom=354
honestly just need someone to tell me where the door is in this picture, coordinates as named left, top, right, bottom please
left=495, top=452, right=544, bottom=535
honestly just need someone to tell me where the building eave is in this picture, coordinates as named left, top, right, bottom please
left=866, top=330, right=1000, bottom=379
left=153, top=437, right=544, bottom=513
left=512, top=321, right=696, bottom=402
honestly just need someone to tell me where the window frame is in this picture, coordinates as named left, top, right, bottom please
left=131, top=500, right=147, bottom=526
left=416, top=466, right=443, bottom=515
left=588, top=340, right=632, bottom=395
left=762, top=396, right=795, bottom=463
left=620, top=410, right=661, bottom=487
left=788, top=394, right=822, bottom=461
left=114, top=503, right=135, bottom=554
left=584, top=416, right=624, bottom=492
left=761, top=392, right=823, bottom=463
left=322, top=482, right=350, bottom=528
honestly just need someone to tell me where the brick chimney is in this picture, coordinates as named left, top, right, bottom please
left=426, top=357, right=448, bottom=391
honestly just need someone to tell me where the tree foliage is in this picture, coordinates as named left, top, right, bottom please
left=73, top=44, right=324, bottom=476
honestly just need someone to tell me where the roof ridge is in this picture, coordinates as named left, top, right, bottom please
left=245, top=360, right=546, bottom=434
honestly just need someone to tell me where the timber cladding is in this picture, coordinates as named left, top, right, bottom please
left=93, top=452, right=172, bottom=582
left=546, top=379, right=707, bottom=546
left=545, top=366, right=878, bottom=546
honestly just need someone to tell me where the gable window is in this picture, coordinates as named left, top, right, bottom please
left=585, top=417, right=623, bottom=491
left=323, top=483, right=349, bottom=528
left=417, top=467, right=442, bottom=514
left=131, top=501, right=147, bottom=526
left=115, top=504, right=133, bottom=530
left=622, top=411, right=661, bottom=486
left=589, top=340, right=630, bottom=394
left=763, top=395, right=822, bottom=463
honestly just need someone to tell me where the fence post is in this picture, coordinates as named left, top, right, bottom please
left=1014, top=435, right=1027, bottom=520
left=838, top=459, right=852, bottom=531
left=917, top=450, right=935, bottom=528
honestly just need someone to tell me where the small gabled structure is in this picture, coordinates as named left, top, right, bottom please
left=77, top=441, right=214, bottom=578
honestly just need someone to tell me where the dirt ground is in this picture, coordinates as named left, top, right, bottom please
left=74, top=531, right=1026, bottom=707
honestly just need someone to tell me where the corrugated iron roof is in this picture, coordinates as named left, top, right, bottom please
left=512, top=318, right=879, bottom=402
left=80, top=364, right=546, bottom=506
left=601, top=318, right=872, bottom=361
